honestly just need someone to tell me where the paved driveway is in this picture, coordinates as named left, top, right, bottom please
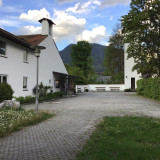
left=0, top=92, right=160, bottom=160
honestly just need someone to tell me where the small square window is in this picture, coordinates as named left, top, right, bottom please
left=0, top=74, right=7, bottom=83
left=0, top=41, right=6, bottom=55
left=23, top=51, right=28, bottom=62
left=23, top=77, right=28, bottom=89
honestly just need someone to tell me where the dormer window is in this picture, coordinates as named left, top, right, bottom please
left=23, top=51, right=28, bottom=63
left=0, top=41, right=6, bottom=56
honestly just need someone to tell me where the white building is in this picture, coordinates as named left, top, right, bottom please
left=124, top=43, right=141, bottom=90
left=0, top=18, right=69, bottom=97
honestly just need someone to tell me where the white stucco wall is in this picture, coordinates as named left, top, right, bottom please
left=124, top=43, right=141, bottom=89
left=76, top=84, right=125, bottom=92
left=0, top=32, right=68, bottom=97
left=0, top=37, right=36, bottom=97
left=38, top=35, right=68, bottom=92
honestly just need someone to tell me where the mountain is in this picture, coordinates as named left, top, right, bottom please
left=60, top=43, right=106, bottom=72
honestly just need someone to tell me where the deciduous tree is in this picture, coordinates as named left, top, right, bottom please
left=121, top=0, right=160, bottom=76
left=103, top=24, right=124, bottom=83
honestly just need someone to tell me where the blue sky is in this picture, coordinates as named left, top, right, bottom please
left=0, top=0, right=131, bottom=50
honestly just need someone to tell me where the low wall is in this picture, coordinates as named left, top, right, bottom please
left=76, top=84, right=125, bottom=92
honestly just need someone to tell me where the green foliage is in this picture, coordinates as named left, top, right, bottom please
left=33, top=82, right=53, bottom=97
left=15, top=92, right=64, bottom=104
left=106, top=72, right=124, bottom=84
left=71, top=41, right=92, bottom=77
left=15, top=96, right=35, bottom=104
left=76, top=116, right=160, bottom=160
left=124, top=88, right=132, bottom=92
left=67, top=41, right=97, bottom=85
left=121, top=0, right=160, bottom=76
left=103, top=24, right=124, bottom=83
left=137, top=78, right=160, bottom=100
left=0, top=82, right=14, bottom=103
left=0, top=107, right=53, bottom=137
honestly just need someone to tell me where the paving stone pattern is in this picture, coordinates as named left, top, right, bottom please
left=0, top=92, right=160, bottom=160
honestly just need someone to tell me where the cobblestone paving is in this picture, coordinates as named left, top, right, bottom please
left=0, top=92, right=160, bottom=160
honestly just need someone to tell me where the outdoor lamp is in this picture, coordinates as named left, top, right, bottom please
left=34, top=46, right=46, bottom=112
left=35, top=48, right=40, bottom=57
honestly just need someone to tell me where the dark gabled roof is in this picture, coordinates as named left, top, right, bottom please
left=39, top=18, right=55, bottom=25
left=18, top=34, right=48, bottom=46
left=0, top=28, right=32, bottom=49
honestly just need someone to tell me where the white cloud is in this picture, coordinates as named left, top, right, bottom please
left=20, top=8, right=50, bottom=22
left=76, top=26, right=107, bottom=43
left=0, top=19, right=20, bottom=27
left=0, top=0, right=2, bottom=6
left=66, top=2, right=91, bottom=14
left=93, top=0, right=101, bottom=6
left=101, top=0, right=130, bottom=8
left=14, top=26, right=41, bottom=35
left=53, top=10, right=86, bottom=41
left=66, top=0, right=101, bottom=14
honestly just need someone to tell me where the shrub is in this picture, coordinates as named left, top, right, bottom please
left=124, top=88, right=132, bottom=92
left=137, top=78, right=160, bottom=101
left=0, top=82, right=14, bottom=103
left=33, top=82, right=53, bottom=97
left=15, top=96, right=35, bottom=104
left=15, top=92, right=64, bottom=104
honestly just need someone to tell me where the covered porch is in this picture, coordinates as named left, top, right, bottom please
left=53, top=71, right=75, bottom=94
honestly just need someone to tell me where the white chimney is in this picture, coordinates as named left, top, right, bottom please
left=39, top=18, right=55, bottom=36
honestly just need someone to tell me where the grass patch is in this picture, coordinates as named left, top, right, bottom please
left=0, top=107, right=53, bottom=138
left=76, top=117, right=160, bottom=160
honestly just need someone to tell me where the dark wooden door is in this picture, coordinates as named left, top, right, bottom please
left=131, top=78, right=135, bottom=90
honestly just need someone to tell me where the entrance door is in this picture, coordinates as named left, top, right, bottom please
left=131, top=78, right=135, bottom=90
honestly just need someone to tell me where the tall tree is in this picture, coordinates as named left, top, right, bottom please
left=103, top=24, right=124, bottom=83
left=121, top=0, right=160, bottom=77
left=71, top=41, right=93, bottom=77
left=67, top=41, right=96, bottom=84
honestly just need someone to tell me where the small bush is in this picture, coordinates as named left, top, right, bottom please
left=33, top=82, right=53, bottom=97
left=15, top=92, right=64, bottom=104
left=124, top=88, right=132, bottom=92
left=84, top=89, right=89, bottom=92
left=0, top=82, right=14, bottom=103
left=137, top=77, right=160, bottom=101
left=15, top=96, right=35, bottom=104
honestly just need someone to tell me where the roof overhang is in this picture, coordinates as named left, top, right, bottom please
left=0, top=28, right=33, bottom=50
left=53, top=71, right=81, bottom=79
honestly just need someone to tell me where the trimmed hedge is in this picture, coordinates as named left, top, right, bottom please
left=15, top=92, right=64, bottom=104
left=137, top=78, right=160, bottom=101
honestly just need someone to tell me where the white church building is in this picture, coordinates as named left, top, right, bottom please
left=0, top=18, right=70, bottom=97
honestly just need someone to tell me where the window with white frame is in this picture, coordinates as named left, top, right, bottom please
left=0, top=41, right=6, bottom=56
left=23, top=77, right=28, bottom=90
left=0, top=74, right=7, bottom=83
left=23, top=51, right=28, bottom=62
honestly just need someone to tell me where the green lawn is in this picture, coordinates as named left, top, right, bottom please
left=76, top=117, right=160, bottom=160
left=0, top=107, right=53, bottom=138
